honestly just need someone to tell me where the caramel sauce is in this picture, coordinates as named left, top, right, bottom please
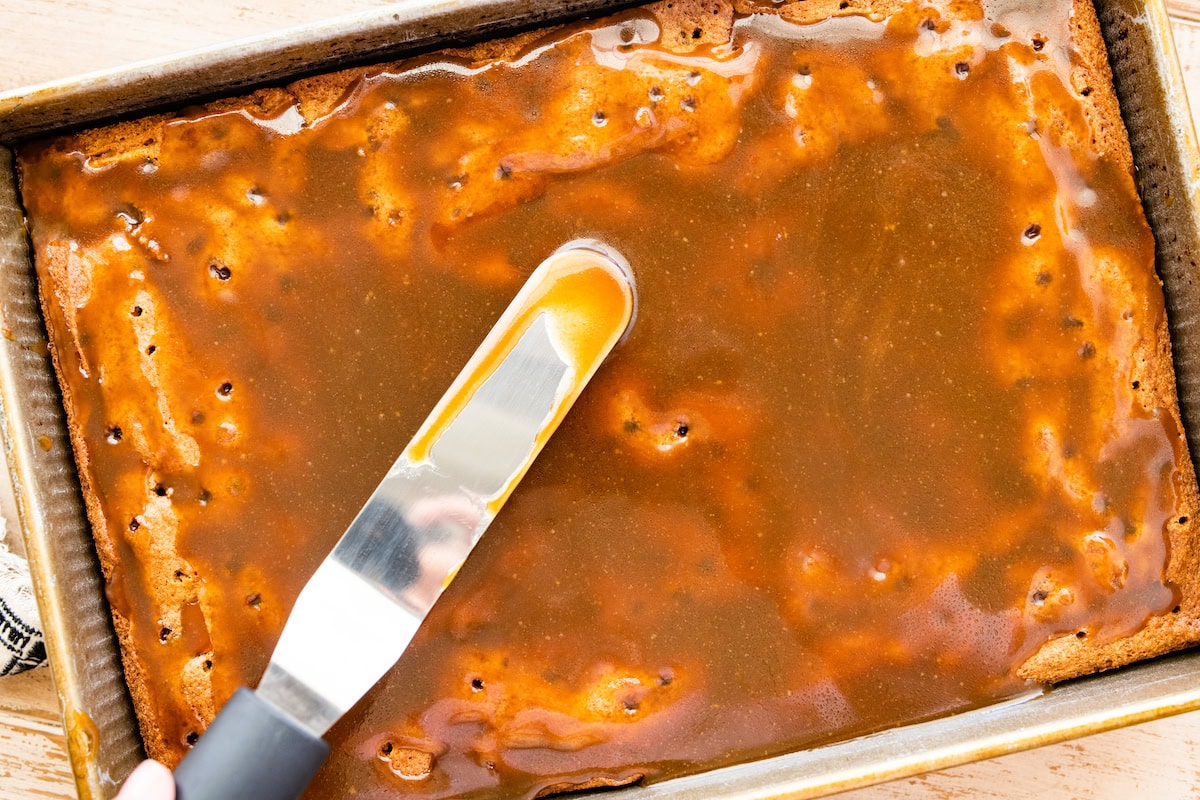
left=17, top=1, right=1189, bottom=797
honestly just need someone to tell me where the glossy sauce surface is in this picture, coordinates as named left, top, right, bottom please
left=17, top=1, right=1190, bottom=797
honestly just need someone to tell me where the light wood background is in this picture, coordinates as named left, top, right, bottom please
left=4, top=2, right=1200, bottom=798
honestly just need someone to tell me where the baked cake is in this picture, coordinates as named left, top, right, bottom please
left=16, top=0, right=1200, bottom=796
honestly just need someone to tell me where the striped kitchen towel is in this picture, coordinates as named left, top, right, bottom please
left=0, top=528, right=44, bottom=675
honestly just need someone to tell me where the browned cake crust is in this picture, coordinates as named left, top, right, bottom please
left=1012, top=0, right=1200, bottom=684
left=17, top=0, right=1200, bottom=791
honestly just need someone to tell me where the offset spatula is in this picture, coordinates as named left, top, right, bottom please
left=171, top=241, right=634, bottom=800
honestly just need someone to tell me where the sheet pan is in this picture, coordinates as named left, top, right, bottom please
left=2, top=0, right=1199, bottom=797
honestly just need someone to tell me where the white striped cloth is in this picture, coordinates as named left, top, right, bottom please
left=0, top=522, right=44, bottom=675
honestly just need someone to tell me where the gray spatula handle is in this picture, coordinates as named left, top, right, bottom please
left=172, top=687, right=329, bottom=800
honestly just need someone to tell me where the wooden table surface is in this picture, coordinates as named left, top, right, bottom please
left=4, top=1, right=1200, bottom=798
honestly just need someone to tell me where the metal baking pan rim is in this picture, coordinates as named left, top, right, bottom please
left=3, top=0, right=1200, bottom=798
left=0, top=0, right=642, bottom=144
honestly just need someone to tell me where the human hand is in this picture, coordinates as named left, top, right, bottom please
left=115, top=760, right=175, bottom=799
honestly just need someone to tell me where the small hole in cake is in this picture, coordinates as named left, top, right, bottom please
left=198, top=488, right=212, bottom=506
left=154, top=483, right=168, bottom=497
left=1132, top=380, right=1141, bottom=389
left=920, top=18, right=935, bottom=31
left=954, top=62, right=969, bottom=78
left=592, top=110, right=608, bottom=127
left=623, top=699, right=640, bottom=715
left=185, top=731, right=198, bottom=747
left=247, top=593, right=262, bottom=609
left=1173, top=605, right=1182, bottom=614
left=692, top=27, right=702, bottom=39
left=681, top=97, right=698, bottom=113
left=131, top=305, right=143, bottom=317
left=380, top=741, right=394, bottom=756
left=1024, top=223, right=1042, bottom=241
left=839, top=0, right=849, bottom=8
left=658, top=670, right=674, bottom=686
left=145, top=345, right=157, bottom=355
left=217, top=381, right=234, bottom=398
left=1179, top=516, right=1189, bottom=525
left=129, top=518, right=140, bottom=532
left=675, top=423, right=689, bottom=438
left=1080, top=87, right=1092, bottom=97
left=1078, top=342, right=1096, bottom=359
left=1032, top=36, right=1046, bottom=51
left=1075, top=630, right=1087, bottom=639
left=106, top=426, right=123, bottom=444
left=1030, top=589, right=1048, bottom=605
left=495, top=163, right=513, bottom=180
left=470, top=678, right=485, bottom=692
left=174, top=569, right=186, bottom=581
left=623, top=418, right=640, bottom=433
left=208, top=260, right=232, bottom=281
left=276, top=211, right=291, bottom=225
left=116, top=205, right=145, bottom=227
left=203, top=659, right=213, bottom=671
left=1035, top=272, right=1051, bottom=286
left=648, top=86, right=665, bottom=103
left=160, top=627, right=172, bottom=643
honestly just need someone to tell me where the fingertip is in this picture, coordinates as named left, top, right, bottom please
left=116, top=759, right=175, bottom=799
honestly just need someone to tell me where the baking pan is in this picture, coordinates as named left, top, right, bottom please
left=2, top=0, right=1200, bottom=798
